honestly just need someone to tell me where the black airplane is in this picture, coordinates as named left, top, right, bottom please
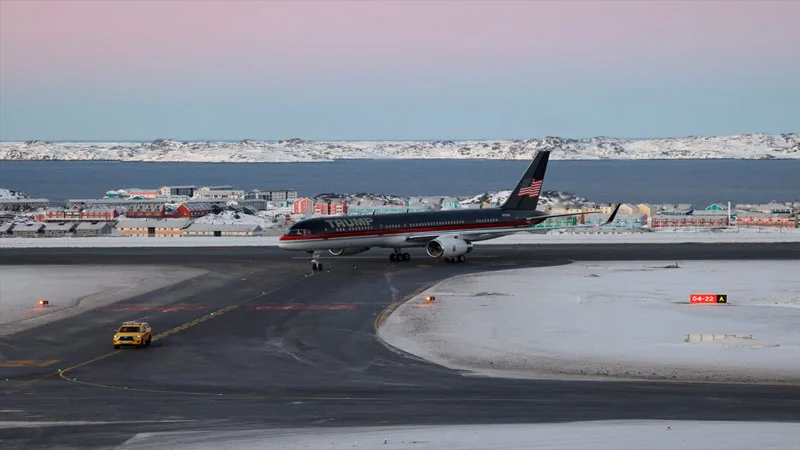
left=279, top=150, right=620, bottom=270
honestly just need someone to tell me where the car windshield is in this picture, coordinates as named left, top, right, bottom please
left=119, top=326, right=140, bottom=333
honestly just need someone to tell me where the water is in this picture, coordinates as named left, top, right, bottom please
left=1, top=159, right=798, bottom=207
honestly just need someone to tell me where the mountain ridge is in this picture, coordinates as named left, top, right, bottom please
left=1, top=133, right=798, bottom=162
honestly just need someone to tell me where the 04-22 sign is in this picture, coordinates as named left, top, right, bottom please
left=690, top=294, right=727, bottom=304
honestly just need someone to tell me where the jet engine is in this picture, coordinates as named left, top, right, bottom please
left=425, top=236, right=473, bottom=259
left=328, top=247, right=370, bottom=256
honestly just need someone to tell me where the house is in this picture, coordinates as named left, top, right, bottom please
left=183, top=223, right=263, bottom=237
left=43, top=222, right=78, bottom=237
left=176, top=202, right=215, bottom=218
left=0, top=222, right=14, bottom=235
left=76, top=222, right=113, bottom=237
left=125, top=203, right=166, bottom=218
left=12, top=222, right=45, bottom=237
left=116, top=218, right=191, bottom=237
left=584, top=212, right=646, bottom=228
left=0, top=198, right=50, bottom=212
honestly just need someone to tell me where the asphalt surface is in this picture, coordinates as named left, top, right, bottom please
left=1, top=243, right=800, bottom=449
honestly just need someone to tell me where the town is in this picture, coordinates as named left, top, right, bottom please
left=0, top=184, right=798, bottom=239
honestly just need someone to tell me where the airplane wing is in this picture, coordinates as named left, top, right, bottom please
left=404, top=203, right=622, bottom=244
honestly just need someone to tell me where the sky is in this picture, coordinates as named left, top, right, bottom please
left=1, top=0, right=798, bottom=141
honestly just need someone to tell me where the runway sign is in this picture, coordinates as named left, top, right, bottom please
left=690, top=294, right=727, bottom=304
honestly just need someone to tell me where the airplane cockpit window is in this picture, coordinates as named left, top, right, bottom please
left=285, top=228, right=311, bottom=236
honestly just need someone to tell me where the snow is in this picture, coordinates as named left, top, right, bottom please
left=2, top=133, right=798, bottom=162
left=113, top=421, right=800, bottom=450
left=379, top=261, right=800, bottom=383
left=0, top=265, right=205, bottom=337
left=0, top=188, right=27, bottom=199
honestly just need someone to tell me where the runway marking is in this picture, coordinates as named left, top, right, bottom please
left=103, top=305, right=213, bottom=312
left=4, top=272, right=315, bottom=394
left=0, top=360, right=59, bottom=368
left=247, top=304, right=357, bottom=311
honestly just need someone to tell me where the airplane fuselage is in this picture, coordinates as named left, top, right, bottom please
left=278, top=208, right=548, bottom=251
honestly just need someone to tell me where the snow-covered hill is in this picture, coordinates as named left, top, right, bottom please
left=0, top=188, right=28, bottom=199
left=1, top=134, right=798, bottom=162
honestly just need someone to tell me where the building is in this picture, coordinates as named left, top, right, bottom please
left=346, top=199, right=410, bottom=216
left=176, top=202, right=215, bottom=218
left=127, top=188, right=161, bottom=199
left=314, top=200, right=348, bottom=216
left=584, top=212, right=646, bottom=228
left=0, top=222, right=14, bottom=235
left=183, top=223, right=263, bottom=237
left=650, top=214, right=729, bottom=228
left=125, top=203, right=166, bottom=218
left=116, top=218, right=191, bottom=237
left=737, top=202, right=793, bottom=215
left=43, top=222, right=78, bottom=237
left=246, top=189, right=298, bottom=203
left=76, top=222, right=113, bottom=237
left=33, top=207, right=119, bottom=222
left=12, top=222, right=45, bottom=237
left=659, top=204, right=694, bottom=215
left=292, top=198, right=313, bottom=215
left=0, top=198, right=50, bottom=211
left=160, top=185, right=198, bottom=197
left=193, top=187, right=245, bottom=200
left=735, top=212, right=797, bottom=228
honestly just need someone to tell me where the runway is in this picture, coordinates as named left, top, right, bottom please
left=1, top=243, right=800, bottom=449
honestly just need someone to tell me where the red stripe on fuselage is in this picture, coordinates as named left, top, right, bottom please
left=279, top=219, right=542, bottom=241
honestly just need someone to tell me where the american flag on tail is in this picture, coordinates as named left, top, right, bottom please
left=519, top=179, right=543, bottom=198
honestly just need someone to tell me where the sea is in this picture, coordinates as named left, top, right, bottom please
left=1, top=159, right=799, bottom=207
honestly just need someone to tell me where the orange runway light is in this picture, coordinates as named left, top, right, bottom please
left=424, top=296, right=436, bottom=303
left=38, top=300, right=49, bottom=306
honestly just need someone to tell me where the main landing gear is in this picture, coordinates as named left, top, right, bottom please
left=310, top=250, right=324, bottom=271
left=443, top=255, right=466, bottom=263
left=389, top=249, right=411, bottom=262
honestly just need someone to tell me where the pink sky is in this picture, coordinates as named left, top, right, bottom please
left=3, top=0, right=798, bottom=85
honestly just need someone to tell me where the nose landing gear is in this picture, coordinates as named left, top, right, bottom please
left=311, top=250, right=324, bottom=271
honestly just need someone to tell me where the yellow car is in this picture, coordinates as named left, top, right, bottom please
left=113, top=321, right=152, bottom=349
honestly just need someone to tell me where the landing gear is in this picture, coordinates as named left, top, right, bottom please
left=443, top=255, right=466, bottom=263
left=389, top=249, right=411, bottom=262
left=311, top=250, right=324, bottom=271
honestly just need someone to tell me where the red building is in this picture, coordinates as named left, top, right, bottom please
left=736, top=213, right=797, bottom=228
left=176, top=202, right=214, bottom=218
left=292, top=198, right=312, bottom=215
left=650, top=215, right=729, bottom=227
left=314, top=201, right=348, bottom=216
left=33, top=207, right=119, bottom=222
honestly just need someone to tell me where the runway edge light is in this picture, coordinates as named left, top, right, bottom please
left=38, top=300, right=49, bottom=306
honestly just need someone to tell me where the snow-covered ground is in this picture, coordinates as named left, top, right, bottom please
left=112, top=421, right=800, bottom=450
left=379, top=261, right=800, bottom=383
left=2, top=133, right=798, bottom=162
left=0, top=265, right=205, bottom=336
left=1, top=227, right=799, bottom=248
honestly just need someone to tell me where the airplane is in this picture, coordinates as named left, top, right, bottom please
left=278, top=150, right=621, bottom=270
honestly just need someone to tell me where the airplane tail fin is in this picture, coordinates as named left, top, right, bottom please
left=500, top=150, right=550, bottom=211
